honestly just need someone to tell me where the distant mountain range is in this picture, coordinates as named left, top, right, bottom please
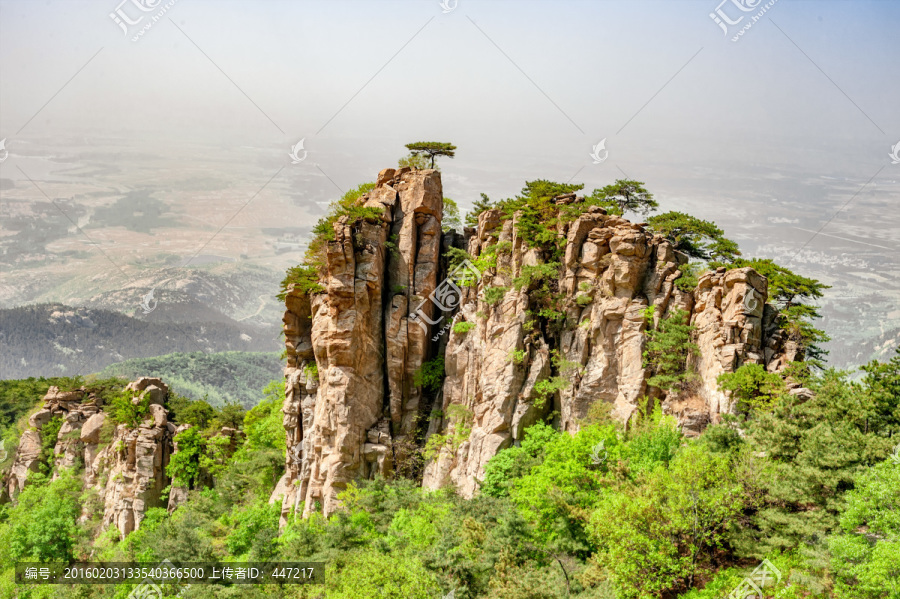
left=0, top=303, right=281, bottom=380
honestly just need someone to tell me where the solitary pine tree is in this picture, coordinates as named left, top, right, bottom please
left=590, top=179, right=658, bottom=216
left=404, top=141, right=456, bottom=169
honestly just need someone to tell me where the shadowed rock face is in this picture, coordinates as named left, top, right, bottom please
left=275, top=169, right=796, bottom=513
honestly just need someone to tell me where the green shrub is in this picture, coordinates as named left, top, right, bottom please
left=643, top=307, right=698, bottom=393
left=37, top=415, right=63, bottom=474
left=0, top=470, right=81, bottom=562
left=674, top=261, right=701, bottom=292
left=829, top=459, right=900, bottom=599
left=423, top=405, right=473, bottom=461
left=717, top=363, right=786, bottom=413
left=509, top=349, right=526, bottom=365
left=483, top=286, right=508, bottom=305
left=167, top=427, right=204, bottom=488
left=512, top=262, right=559, bottom=291
left=223, top=500, right=281, bottom=558
left=109, top=390, right=151, bottom=428
left=413, top=356, right=445, bottom=395
left=303, top=361, right=319, bottom=381
left=452, top=321, right=476, bottom=334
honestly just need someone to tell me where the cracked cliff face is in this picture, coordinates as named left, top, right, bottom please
left=276, top=170, right=796, bottom=511
left=275, top=167, right=444, bottom=521
left=422, top=204, right=793, bottom=497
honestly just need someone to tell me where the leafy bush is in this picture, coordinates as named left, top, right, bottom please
left=224, top=500, right=281, bottom=558
left=423, top=405, right=473, bottom=461
left=452, top=321, right=475, bottom=334
left=828, top=459, right=900, bottom=599
left=413, top=356, right=445, bottom=395
left=674, top=261, right=701, bottom=292
left=513, top=262, right=560, bottom=292
left=588, top=443, right=750, bottom=599
left=167, top=427, right=204, bottom=488
left=483, top=285, right=508, bottom=305
left=648, top=211, right=740, bottom=262
left=109, top=390, right=151, bottom=428
left=643, top=307, right=698, bottom=393
left=0, top=470, right=82, bottom=562
left=38, top=415, right=63, bottom=474
left=717, top=363, right=786, bottom=413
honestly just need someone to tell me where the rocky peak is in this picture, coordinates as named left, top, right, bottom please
left=275, top=169, right=797, bottom=515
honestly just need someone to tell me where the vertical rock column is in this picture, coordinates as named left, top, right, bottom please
left=384, top=169, right=443, bottom=439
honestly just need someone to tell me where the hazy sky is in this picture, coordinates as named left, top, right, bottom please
left=1, top=0, right=899, bottom=255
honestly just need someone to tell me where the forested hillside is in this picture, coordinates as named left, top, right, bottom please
left=0, top=353, right=897, bottom=598
left=98, top=351, right=283, bottom=408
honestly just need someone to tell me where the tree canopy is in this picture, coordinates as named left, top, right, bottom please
left=647, top=211, right=741, bottom=262
left=588, top=179, right=658, bottom=216
left=442, top=197, right=461, bottom=232
left=404, top=141, right=457, bottom=168
left=465, top=193, right=494, bottom=227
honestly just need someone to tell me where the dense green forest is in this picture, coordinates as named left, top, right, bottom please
left=1, top=349, right=898, bottom=598
left=99, top=351, right=283, bottom=408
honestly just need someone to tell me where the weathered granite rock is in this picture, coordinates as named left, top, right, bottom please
left=276, top=170, right=797, bottom=506
left=273, top=168, right=444, bottom=521
left=3, top=378, right=176, bottom=537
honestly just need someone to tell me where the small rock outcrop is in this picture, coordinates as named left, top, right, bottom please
left=2, top=377, right=178, bottom=538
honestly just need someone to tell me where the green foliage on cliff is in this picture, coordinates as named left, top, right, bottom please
left=717, top=257, right=832, bottom=364
left=443, top=197, right=461, bottom=232
left=1, top=350, right=897, bottom=598
left=0, top=377, right=76, bottom=430
left=280, top=181, right=380, bottom=301
left=109, top=390, right=151, bottom=428
left=413, top=356, right=445, bottom=395
left=828, top=459, right=900, bottom=598
left=0, top=470, right=82, bottom=563
left=465, top=192, right=494, bottom=227
left=167, top=427, right=204, bottom=488
left=589, top=179, right=658, bottom=216
left=643, top=307, right=699, bottom=393
left=404, top=141, right=457, bottom=169
left=717, top=363, right=787, bottom=413
left=647, top=211, right=741, bottom=262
